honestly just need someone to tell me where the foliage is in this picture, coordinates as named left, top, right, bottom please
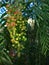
left=20, top=0, right=49, bottom=55
left=0, top=26, right=12, bottom=65
left=0, top=0, right=49, bottom=65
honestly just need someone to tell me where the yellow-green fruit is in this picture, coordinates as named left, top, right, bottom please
left=22, top=36, right=27, bottom=41
left=18, top=34, right=21, bottom=36
left=12, top=44, right=15, bottom=47
left=16, top=38, right=19, bottom=41
left=16, top=34, right=19, bottom=36
left=15, top=41, right=19, bottom=44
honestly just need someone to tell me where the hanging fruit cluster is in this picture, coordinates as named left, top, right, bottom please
left=5, top=4, right=27, bottom=57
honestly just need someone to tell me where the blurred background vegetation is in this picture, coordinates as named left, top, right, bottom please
left=0, top=0, right=49, bottom=65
